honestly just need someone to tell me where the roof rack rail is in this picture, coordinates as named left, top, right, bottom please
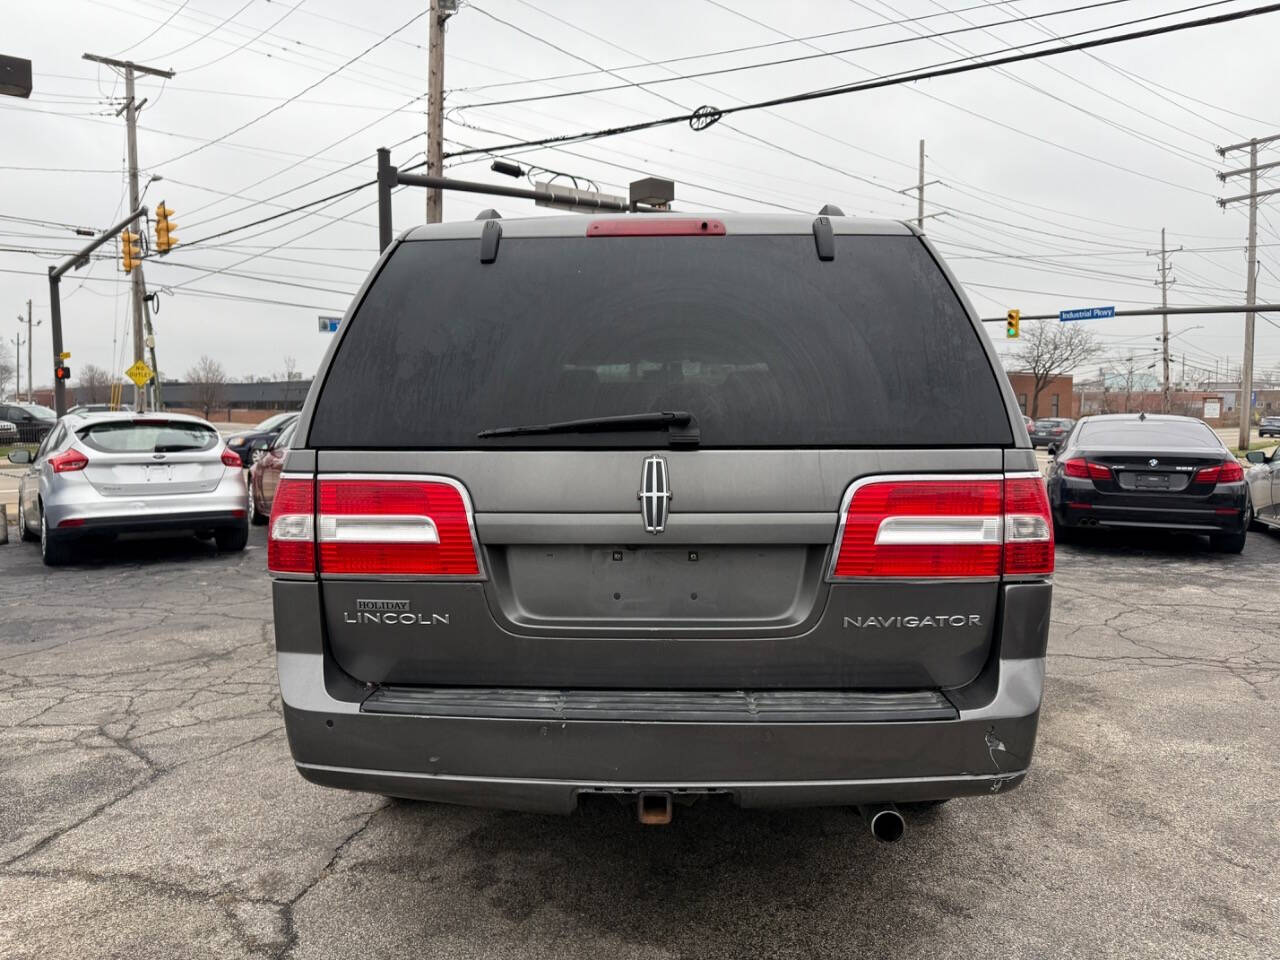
left=475, top=209, right=502, bottom=221
left=480, top=219, right=502, bottom=264
left=812, top=216, right=835, bottom=261
left=817, top=204, right=845, bottom=217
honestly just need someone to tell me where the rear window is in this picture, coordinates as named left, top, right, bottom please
left=309, top=234, right=1012, bottom=448
left=77, top=420, right=218, bottom=454
left=1034, top=419, right=1070, bottom=429
left=1077, top=419, right=1220, bottom=447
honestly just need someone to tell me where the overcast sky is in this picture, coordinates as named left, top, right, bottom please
left=4, top=0, right=1280, bottom=393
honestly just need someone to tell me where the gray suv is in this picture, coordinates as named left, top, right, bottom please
left=270, top=212, right=1053, bottom=835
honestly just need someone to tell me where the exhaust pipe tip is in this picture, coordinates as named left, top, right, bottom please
left=859, top=803, right=905, bottom=843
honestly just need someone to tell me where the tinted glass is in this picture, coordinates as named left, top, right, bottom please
left=273, top=423, right=296, bottom=449
left=310, top=235, right=1011, bottom=448
left=77, top=420, right=218, bottom=453
left=1078, top=419, right=1220, bottom=447
left=18, top=404, right=56, bottom=419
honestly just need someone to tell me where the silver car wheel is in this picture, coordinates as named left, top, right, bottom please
left=40, top=513, right=47, bottom=559
left=247, top=481, right=256, bottom=520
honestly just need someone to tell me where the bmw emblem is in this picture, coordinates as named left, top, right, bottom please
left=1148, top=458, right=1159, bottom=467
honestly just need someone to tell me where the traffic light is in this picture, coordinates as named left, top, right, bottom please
left=1006, top=308, right=1021, bottom=339
left=154, top=202, right=177, bottom=254
left=121, top=230, right=141, bottom=273
left=54, top=363, right=71, bottom=381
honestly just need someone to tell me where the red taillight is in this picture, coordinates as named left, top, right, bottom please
left=50, top=449, right=89, bottom=473
left=586, top=218, right=726, bottom=237
left=1003, top=475, right=1055, bottom=576
left=221, top=448, right=242, bottom=468
left=317, top=477, right=481, bottom=577
left=268, top=476, right=315, bottom=576
left=1063, top=458, right=1111, bottom=481
left=830, top=474, right=1053, bottom=580
left=832, top=478, right=1003, bottom=578
left=1196, top=461, right=1244, bottom=484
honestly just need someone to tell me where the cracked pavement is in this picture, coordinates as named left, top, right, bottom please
left=1, top=525, right=1277, bottom=959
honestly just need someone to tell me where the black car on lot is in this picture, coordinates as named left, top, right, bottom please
left=1046, top=413, right=1249, bottom=552
left=1260, top=415, right=1280, bottom=438
left=224, top=411, right=298, bottom=468
left=1029, top=417, right=1075, bottom=448
left=0, top=401, right=56, bottom=444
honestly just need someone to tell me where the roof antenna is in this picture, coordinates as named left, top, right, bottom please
left=1138, top=411, right=1147, bottom=421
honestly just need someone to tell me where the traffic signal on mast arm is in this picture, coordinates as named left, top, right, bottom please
left=154, top=202, right=177, bottom=254
left=121, top=230, right=141, bottom=273
left=1006, top=308, right=1021, bottom=339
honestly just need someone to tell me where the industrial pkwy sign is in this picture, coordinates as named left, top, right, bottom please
left=1059, top=305, right=1116, bottom=322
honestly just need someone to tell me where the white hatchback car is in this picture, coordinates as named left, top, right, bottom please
left=8, top=411, right=248, bottom=565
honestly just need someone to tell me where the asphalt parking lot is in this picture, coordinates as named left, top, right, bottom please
left=0, top=525, right=1277, bottom=960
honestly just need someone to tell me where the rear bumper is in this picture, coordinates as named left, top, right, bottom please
left=54, top=509, right=247, bottom=538
left=44, top=470, right=247, bottom=536
left=277, top=647, right=1042, bottom=813
left=1052, top=479, right=1248, bottom=533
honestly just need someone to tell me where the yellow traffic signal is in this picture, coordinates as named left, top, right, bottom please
left=121, top=230, right=141, bottom=273
left=1006, top=308, right=1021, bottom=339
left=154, top=202, right=177, bottom=254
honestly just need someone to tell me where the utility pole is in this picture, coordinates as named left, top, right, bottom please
left=12, top=333, right=23, bottom=399
left=25, top=299, right=35, bottom=402
left=82, top=53, right=174, bottom=411
left=425, top=0, right=456, bottom=224
left=916, top=139, right=925, bottom=231
left=1148, top=228, right=1181, bottom=413
left=899, top=139, right=943, bottom=233
left=1217, top=132, right=1279, bottom=451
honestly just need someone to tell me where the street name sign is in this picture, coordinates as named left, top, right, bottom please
left=1059, top=305, right=1115, bottom=322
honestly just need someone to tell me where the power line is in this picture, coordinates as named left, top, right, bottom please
left=151, top=0, right=255, bottom=61
left=150, top=9, right=428, bottom=169
left=442, top=2, right=1280, bottom=180
left=451, top=0, right=1021, bottom=95
left=179, top=0, right=309, bottom=73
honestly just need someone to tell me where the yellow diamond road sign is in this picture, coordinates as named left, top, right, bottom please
left=126, top=360, right=154, bottom=388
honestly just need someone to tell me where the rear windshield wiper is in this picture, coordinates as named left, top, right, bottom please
left=477, top=410, right=699, bottom=447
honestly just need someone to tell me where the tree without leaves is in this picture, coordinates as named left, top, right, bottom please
left=186, top=355, right=227, bottom=419
left=78, top=363, right=112, bottom=404
left=0, top=357, right=12, bottom=400
left=1008, top=322, right=1103, bottom=419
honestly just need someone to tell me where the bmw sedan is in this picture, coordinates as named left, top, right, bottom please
left=8, top=412, right=249, bottom=566
left=1046, top=414, right=1250, bottom=552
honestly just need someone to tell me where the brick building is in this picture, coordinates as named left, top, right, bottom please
left=1005, top=372, right=1074, bottom=420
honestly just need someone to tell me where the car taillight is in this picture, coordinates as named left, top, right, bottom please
left=50, top=449, right=89, bottom=473
left=830, top=474, right=1053, bottom=580
left=1196, top=461, right=1244, bottom=484
left=1003, top=474, right=1054, bottom=576
left=268, top=476, right=315, bottom=576
left=1062, top=458, right=1111, bottom=481
left=317, top=476, right=481, bottom=577
left=221, top=448, right=242, bottom=468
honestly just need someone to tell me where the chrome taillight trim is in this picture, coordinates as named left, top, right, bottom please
left=316, top=514, right=440, bottom=544
left=874, top=515, right=1002, bottom=546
